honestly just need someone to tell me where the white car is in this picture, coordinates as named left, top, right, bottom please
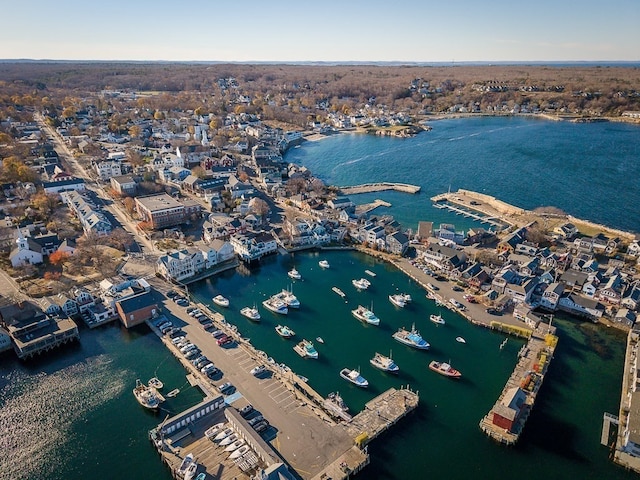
left=180, top=343, right=195, bottom=354
left=171, top=336, right=185, bottom=345
left=201, top=363, right=216, bottom=373
left=189, top=309, right=201, bottom=317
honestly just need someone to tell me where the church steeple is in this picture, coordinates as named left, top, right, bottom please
left=16, top=227, right=28, bottom=251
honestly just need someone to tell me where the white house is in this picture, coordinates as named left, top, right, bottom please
left=10, top=228, right=44, bottom=268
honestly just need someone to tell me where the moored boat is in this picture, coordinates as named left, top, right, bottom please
left=214, top=427, right=233, bottom=442
left=262, top=297, right=288, bottom=315
left=148, top=377, right=163, bottom=390
left=240, top=305, right=261, bottom=321
left=323, top=391, right=352, bottom=421
left=133, top=379, right=160, bottom=410
left=364, top=269, right=376, bottom=277
left=177, top=453, right=195, bottom=477
left=351, top=304, right=380, bottom=326
left=294, top=339, right=319, bottom=359
left=219, top=433, right=238, bottom=446
left=370, top=351, right=399, bottom=373
left=339, top=367, right=369, bottom=388
left=288, top=267, right=301, bottom=280
left=184, top=462, right=198, bottom=480
left=393, top=324, right=430, bottom=350
left=275, top=324, right=295, bottom=338
left=430, top=313, right=445, bottom=325
left=401, top=293, right=412, bottom=303
left=319, top=260, right=330, bottom=268
left=167, top=388, right=180, bottom=398
left=276, top=287, right=300, bottom=308
left=224, top=438, right=245, bottom=452
left=352, top=278, right=371, bottom=290
left=205, top=422, right=226, bottom=439
left=388, top=294, right=406, bottom=308
left=429, top=360, right=462, bottom=379
left=456, top=336, right=466, bottom=344
left=229, top=444, right=250, bottom=460
left=213, top=294, right=230, bottom=307
left=316, top=336, right=324, bottom=344
left=332, top=286, right=346, bottom=298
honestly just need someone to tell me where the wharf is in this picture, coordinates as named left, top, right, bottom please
left=356, top=198, right=392, bottom=215
left=339, top=182, right=421, bottom=195
left=479, top=324, right=558, bottom=445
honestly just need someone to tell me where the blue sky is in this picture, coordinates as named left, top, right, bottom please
left=2, top=0, right=639, bottom=62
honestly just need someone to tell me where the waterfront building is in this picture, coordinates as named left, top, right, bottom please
left=230, top=231, right=277, bottom=262
left=558, top=293, right=605, bottom=320
left=622, top=283, right=640, bottom=311
left=156, top=249, right=195, bottom=282
left=38, top=293, right=79, bottom=317
left=0, top=300, right=79, bottom=359
left=491, top=387, right=527, bottom=432
left=0, top=327, right=12, bottom=352
left=540, top=282, right=564, bottom=310
left=422, top=242, right=467, bottom=273
left=116, top=291, right=159, bottom=328
left=386, top=231, right=409, bottom=255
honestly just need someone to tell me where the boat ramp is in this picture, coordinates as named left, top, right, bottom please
left=479, top=324, right=558, bottom=445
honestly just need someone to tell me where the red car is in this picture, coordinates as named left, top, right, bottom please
left=216, top=335, right=230, bottom=345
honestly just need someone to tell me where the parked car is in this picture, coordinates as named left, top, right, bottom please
left=452, top=286, right=464, bottom=292
left=247, top=415, right=264, bottom=427
left=201, top=363, right=216, bottom=374
left=486, top=308, right=502, bottom=316
left=188, top=309, right=201, bottom=317
left=211, top=330, right=226, bottom=339
left=238, top=404, right=254, bottom=417
left=160, top=325, right=173, bottom=335
left=184, top=349, right=201, bottom=360
left=219, top=337, right=234, bottom=346
left=169, top=329, right=185, bottom=339
left=176, top=299, right=189, bottom=307
left=201, top=322, right=214, bottom=331
left=186, top=306, right=196, bottom=313
left=217, top=382, right=234, bottom=393
left=217, top=335, right=230, bottom=346
left=254, top=420, right=269, bottom=433
left=171, top=336, right=185, bottom=345
left=166, top=290, right=178, bottom=298
left=206, top=367, right=220, bottom=378
left=180, top=343, right=196, bottom=354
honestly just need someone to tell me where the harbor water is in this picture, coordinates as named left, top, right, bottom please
left=1, top=117, right=639, bottom=479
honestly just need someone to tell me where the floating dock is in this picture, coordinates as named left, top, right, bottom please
left=479, top=324, right=557, bottom=445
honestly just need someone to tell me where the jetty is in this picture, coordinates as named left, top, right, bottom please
left=338, top=182, right=421, bottom=195
left=355, top=198, right=392, bottom=215
left=479, top=324, right=558, bottom=445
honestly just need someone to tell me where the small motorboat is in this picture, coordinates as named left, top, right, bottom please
left=430, top=314, right=445, bottom=325
left=365, top=269, right=376, bottom=277
left=205, top=422, right=226, bottom=439
left=229, top=444, right=250, bottom=459
left=177, top=453, right=195, bottom=476
left=352, top=278, right=371, bottom=290
left=184, top=462, right=198, bottom=480
left=288, top=267, right=302, bottom=280
left=389, top=294, right=406, bottom=308
left=148, top=377, right=163, bottom=390
left=241, top=305, right=261, bottom=321
left=275, top=324, right=295, bottom=338
left=340, top=367, right=369, bottom=388
left=167, top=388, right=180, bottom=398
left=225, top=438, right=245, bottom=452
left=219, top=433, right=238, bottom=446
left=213, top=294, right=230, bottom=307
left=214, top=427, right=233, bottom=442
left=316, top=336, right=324, bottom=344
left=319, top=260, right=330, bottom=269
left=456, top=336, right=466, bottom=344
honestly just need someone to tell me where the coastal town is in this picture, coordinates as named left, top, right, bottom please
left=2, top=67, right=640, bottom=479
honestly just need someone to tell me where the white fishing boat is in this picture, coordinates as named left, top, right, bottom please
left=430, top=313, right=445, bottom=325
left=365, top=269, right=376, bottom=277
left=262, top=297, right=288, bottom=315
left=388, top=294, right=406, bottom=308
left=370, top=351, right=399, bottom=373
left=229, top=445, right=250, bottom=460
left=148, top=377, right=163, bottom=390
left=340, top=367, right=369, bottom=388
left=275, top=324, right=295, bottom=338
left=213, top=294, right=230, bottom=307
left=294, top=339, right=319, bottom=359
left=352, top=278, right=371, bottom=290
left=133, top=379, right=160, bottom=410
left=351, top=304, right=380, bottom=326
left=319, top=260, right=330, bottom=268
left=276, top=287, right=300, bottom=308
left=316, top=336, right=324, bottom=344
left=393, top=324, right=430, bottom=350
left=288, top=267, right=302, bottom=280
left=240, top=305, right=261, bottom=321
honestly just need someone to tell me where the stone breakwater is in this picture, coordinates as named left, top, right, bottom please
left=338, top=182, right=421, bottom=195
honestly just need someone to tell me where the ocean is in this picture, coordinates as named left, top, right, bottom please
left=1, top=116, right=639, bottom=480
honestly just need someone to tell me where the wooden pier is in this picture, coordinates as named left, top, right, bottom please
left=339, top=182, right=421, bottom=195
left=479, top=325, right=557, bottom=445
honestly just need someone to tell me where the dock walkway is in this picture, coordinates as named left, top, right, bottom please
left=339, top=182, right=421, bottom=195
left=479, top=325, right=558, bottom=445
